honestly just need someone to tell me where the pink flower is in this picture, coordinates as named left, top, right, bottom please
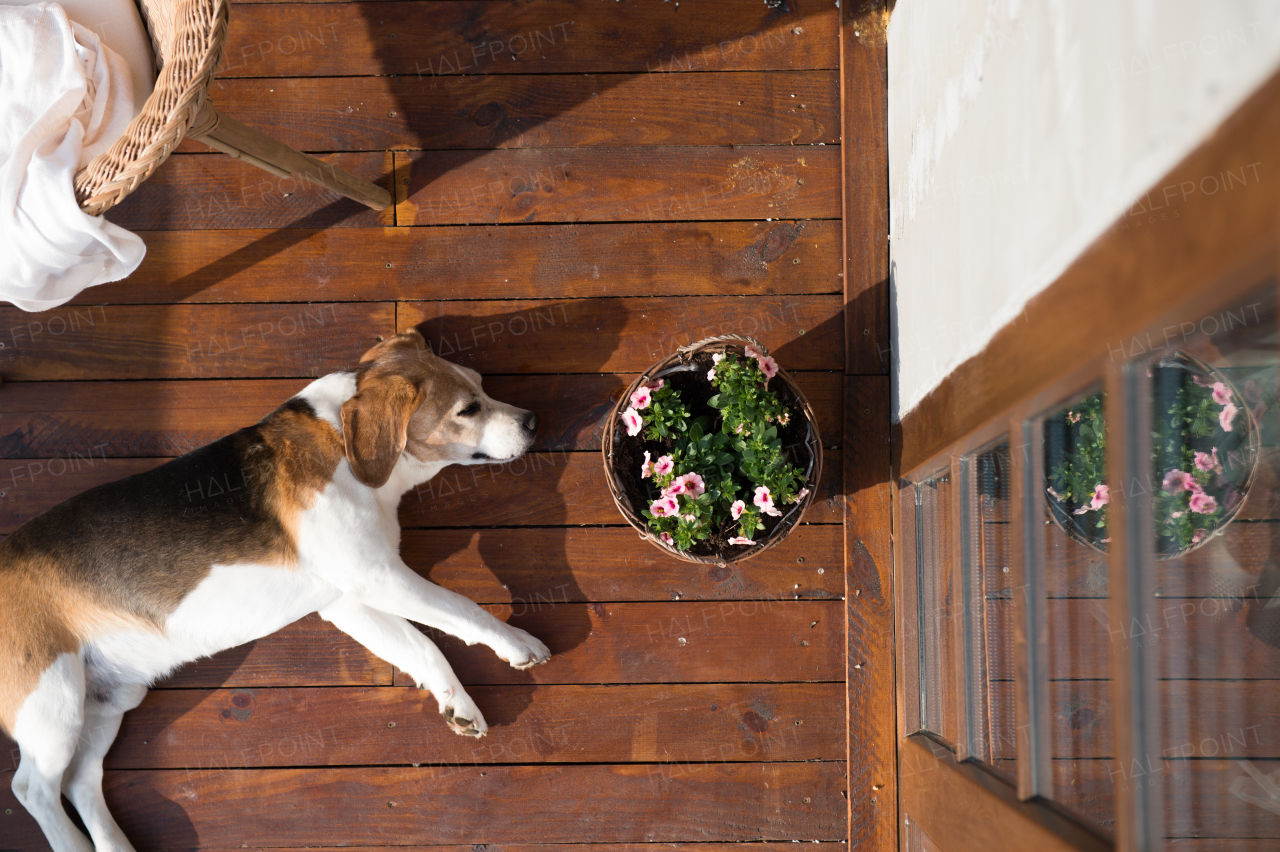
left=728, top=536, right=756, bottom=546
left=629, top=385, right=653, bottom=410
left=1193, top=449, right=1219, bottom=472
left=1212, top=382, right=1233, bottom=405
left=641, top=451, right=653, bottom=479
left=758, top=355, right=779, bottom=381
left=664, top=479, right=688, bottom=497
left=621, top=408, right=643, bottom=436
left=654, top=455, right=674, bottom=477
left=712, top=353, right=724, bottom=364
left=1191, top=528, right=1207, bottom=544
left=646, top=378, right=665, bottom=391
left=650, top=495, right=679, bottom=517
left=679, top=472, right=706, bottom=495
left=707, top=368, right=716, bottom=381
left=1220, top=402, right=1239, bottom=431
left=660, top=531, right=674, bottom=545
left=754, top=486, right=781, bottom=517
left=1067, top=411, right=1081, bottom=424
left=743, top=343, right=764, bottom=361
left=1089, top=484, right=1110, bottom=510
left=730, top=499, right=746, bottom=520
left=1163, top=469, right=1194, bottom=494
left=1046, top=486, right=1062, bottom=500
left=786, top=487, right=810, bottom=504
left=1189, top=492, right=1219, bottom=514
left=777, top=411, right=790, bottom=426
left=1170, top=511, right=1185, bottom=518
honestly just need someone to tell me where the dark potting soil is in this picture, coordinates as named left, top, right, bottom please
left=609, top=352, right=815, bottom=560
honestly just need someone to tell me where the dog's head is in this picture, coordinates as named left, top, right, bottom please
left=339, top=330, right=537, bottom=488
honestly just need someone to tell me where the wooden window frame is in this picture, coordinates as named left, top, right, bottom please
left=894, top=66, right=1280, bottom=852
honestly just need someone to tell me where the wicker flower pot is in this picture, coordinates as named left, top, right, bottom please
left=602, top=334, right=823, bottom=566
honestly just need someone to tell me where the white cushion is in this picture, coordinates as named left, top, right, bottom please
left=5, top=0, right=154, bottom=110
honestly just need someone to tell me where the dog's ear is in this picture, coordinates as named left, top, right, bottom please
left=340, top=375, right=424, bottom=488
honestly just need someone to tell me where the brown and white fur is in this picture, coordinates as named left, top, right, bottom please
left=0, top=330, right=550, bottom=852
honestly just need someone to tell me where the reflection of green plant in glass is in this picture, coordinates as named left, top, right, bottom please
left=1046, top=359, right=1258, bottom=554
left=1046, top=394, right=1110, bottom=532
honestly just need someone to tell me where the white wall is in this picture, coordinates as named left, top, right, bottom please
left=889, top=0, right=1280, bottom=419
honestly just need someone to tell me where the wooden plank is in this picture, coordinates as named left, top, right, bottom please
left=0, top=450, right=843, bottom=533
left=74, top=221, right=842, bottom=305
left=840, top=1, right=889, bottom=376
left=0, top=303, right=391, bottom=381
left=402, top=525, right=846, bottom=604
left=0, top=379, right=309, bottom=458
left=95, top=683, right=843, bottom=770
left=398, top=295, right=844, bottom=374
left=124, top=763, right=843, bottom=846
left=0, top=458, right=164, bottom=532
left=103, top=152, right=394, bottom=231
left=986, top=597, right=1280, bottom=680
left=392, top=600, right=844, bottom=685
left=0, top=767, right=848, bottom=848
left=845, top=376, right=895, bottom=848
left=0, top=372, right=841, bottom=458
left=191, top=72, right=839, bottom=152
left=398, top=450, right=844, bottom=528
left=218, top=0, right=838, bottom=78
left=396, top=146, right=841, bottom=225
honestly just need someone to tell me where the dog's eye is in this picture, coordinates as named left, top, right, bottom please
left=458, top=402, right=481, bottom=417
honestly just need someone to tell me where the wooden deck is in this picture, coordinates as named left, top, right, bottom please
left=1, top=1, right=892, bottom=849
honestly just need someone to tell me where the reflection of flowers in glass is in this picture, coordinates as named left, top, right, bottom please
left=1191, top=528, right=1208, bottom=544
left=1221, top=401, right=1239, bottom=432
left=1212, top=382, right=1233, bottom=405
left=1163, top=469, right=1197, bottom=494
left=1194, top=449, right=1220, bottom=472
left=1189, top=492, right=1219, bottom=514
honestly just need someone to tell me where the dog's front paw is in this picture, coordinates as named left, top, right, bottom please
left=443, top=701, right=487, bottom=738
left=497, top=625, right=551, bottom=670
left=425, top=684, right=488, bottom=738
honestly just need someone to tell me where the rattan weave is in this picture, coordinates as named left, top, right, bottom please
left=73, top=0, right=229, bottom=215
left=602, top=334, right=824, bottom=567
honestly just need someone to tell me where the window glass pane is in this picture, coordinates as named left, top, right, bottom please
left=963, top=442, right=1018, bottom=781
left=1135, top=283, right=1280, bottom=849
left=1038, top=390, right=1116, bottom=833
left=916, top=471, right=958, bottom=745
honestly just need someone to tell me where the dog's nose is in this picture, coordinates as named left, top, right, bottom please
left=522, top=412, right=539, bottom=434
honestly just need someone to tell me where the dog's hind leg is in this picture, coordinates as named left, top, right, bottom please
left=10, top=653, right=94, bottom=852
left=319, top=599, right=488, bottom=737
left=62, top=678, right=147, bottom=852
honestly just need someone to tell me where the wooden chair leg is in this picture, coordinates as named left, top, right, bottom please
left=192, top=107, right=391, bottom=210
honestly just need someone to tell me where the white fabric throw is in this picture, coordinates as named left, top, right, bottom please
left=0, top=3, right=145, bottom=312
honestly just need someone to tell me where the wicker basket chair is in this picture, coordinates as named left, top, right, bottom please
left=74, top=0, right=390, bottom=214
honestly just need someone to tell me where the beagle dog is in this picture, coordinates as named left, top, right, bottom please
left=0, top=330, right=550, bottom=852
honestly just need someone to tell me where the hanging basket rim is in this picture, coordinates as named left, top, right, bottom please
left=601, top=333, right=824, bottom=567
